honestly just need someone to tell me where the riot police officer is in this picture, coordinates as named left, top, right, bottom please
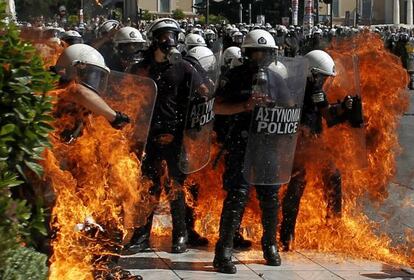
left=108, top=26, right=146, bottom=72
left=54, top=44, right=130, bottom=130
left=182, top=46, right=217, bottom=247
left=280, top=50, right=356, bottom=251
left=125, top=18, right=207, bottom=254
left=93, top=20, right=120, bottom=65
left=213, top=30, right=285, bottom=274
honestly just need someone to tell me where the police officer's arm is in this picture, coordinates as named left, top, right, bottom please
left=214, top=75, right=248, bottom=115
left=72, top=83, right=117, bottom=122
left=215, top=96, right=250, bottom=115
left=316, top=94, right=353, bottom=127
left=214, top=76, right=268, bottom=115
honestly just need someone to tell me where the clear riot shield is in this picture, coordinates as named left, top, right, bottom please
left=178, top=58, right=218, bottom=174
left=211, top=38, right=223, bottom=86
left=243, top=57, right=308, bottom=185
left=326, top=54, right=367, bottom=168
left=101, top=71, right=157, bottom=160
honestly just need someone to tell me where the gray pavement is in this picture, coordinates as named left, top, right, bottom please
left=121, top=91, right=414, bottom=280
left=120, top=247, right=414, bottom=280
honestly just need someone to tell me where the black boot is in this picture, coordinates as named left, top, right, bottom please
left=170, top=191, right=188, bottom=253
left=233, top=207, right=252, bottom=250
left=213, top=245, right=236, bottom=274
left=186, top=204, right=209, bottom=247
left=233, top=231, right=252, bottom=250
left=123, top=214, right=153, bottom=255
left=258, top=186, right=281, bottom=266
left=213, top=188, right=249, bottom=274
left=280, top=171, right=306, bottom=252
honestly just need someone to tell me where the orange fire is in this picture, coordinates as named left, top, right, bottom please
left=20, top=27, right=65, bottom=69
left=42, top=78, right=156, bottom=279
left=186, top=33, right=413, bottom=266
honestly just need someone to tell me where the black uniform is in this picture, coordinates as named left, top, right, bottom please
left=280, top=78, right=345, bottom=251
left=214, top=63, right=286, bottom=272
left=126, top=54, right=203, bottom=253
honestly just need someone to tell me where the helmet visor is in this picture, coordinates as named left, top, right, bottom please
left=233, top=35, right=244, bottom=43
left=118, top=42, right=145, bottom=55
left=76, top=64, right=109, bottom=95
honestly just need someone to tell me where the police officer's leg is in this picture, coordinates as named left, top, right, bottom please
left=280, top=167, right=306, bottom=251
left=256, top=185, right=281, bottom=266
left=168, top=182, right=188, bottom=253
left=124, top=144, right=162, bottom=254
left=165, top=143, right=189, bottom=254
left=233, top=207, right=252, bottom=250
left=185, top=183, right=209, bottom=247
left=214, top=186, right=250, bottom=273
left=322, top=166, right=342, bottom=220
left=213, top=154, right=249, bottom=274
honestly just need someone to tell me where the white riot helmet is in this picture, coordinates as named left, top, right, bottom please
left=61, top=30, right=83, bottom=45
left=232, top=31, right=244, bottom=45
left=222, top=46, right=241, bottom=67
left=305, top=50, right=336, bottom=77
left=204, top=29, right=216, bottom=41
left=312, top=28, right=323, bottom=36
left=113, top=27, right=146, bottom=61
left=191, top=27, right=204, bottom=36
left=187, top=46, right=217, bottom=73
left=55, top=44, right=109, bottom=94
left=268, top=61, right=288, bottom=79
left=242, top=30, right=277, bottom=67
left=113, top=27, right=145, bottom=44
left=145, top=18, right=180, bottom=42
left=145, top=18, right=182, bottom=64
left=240, top=28, right=249, bottom=35
left=241, top=29, right=277, bottom=50
left=185, top=33, right=207, bottom=47
left=230, top=27, right=240, bottom=36
left=98, top=20, right=120, bottom=38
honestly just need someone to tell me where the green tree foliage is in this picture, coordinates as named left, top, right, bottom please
left=0, top=0, right=57, bottom=278
left=172, top=9, right=185, bottom=20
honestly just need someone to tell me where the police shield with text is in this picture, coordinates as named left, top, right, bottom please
left=213, top=29, right=307, bottom=274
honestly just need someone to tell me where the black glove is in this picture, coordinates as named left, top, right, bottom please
left=343, top=95, right=364, bottom=128
left=110, top=111, right=130, bottom=129
left=341, top=95, right=354, bottom=111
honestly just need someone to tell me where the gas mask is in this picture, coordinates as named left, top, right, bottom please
left=157, top=31, right=182, bottom=64
left=245, top=48, right=276, bottom=69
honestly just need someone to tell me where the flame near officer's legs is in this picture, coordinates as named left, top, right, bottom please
left=43, top=80, right=155, bottom=279
left=187, top=33, right=413, bottom=266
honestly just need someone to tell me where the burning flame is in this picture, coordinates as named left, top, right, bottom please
left=20, top=27, right=65, bottom=69
left=42, top=79, right=155, bottom=278
left=186, top=33, right=413, bottom=267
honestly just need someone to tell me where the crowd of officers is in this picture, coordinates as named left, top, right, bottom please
left=47, top=16, right=399, bottom=279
